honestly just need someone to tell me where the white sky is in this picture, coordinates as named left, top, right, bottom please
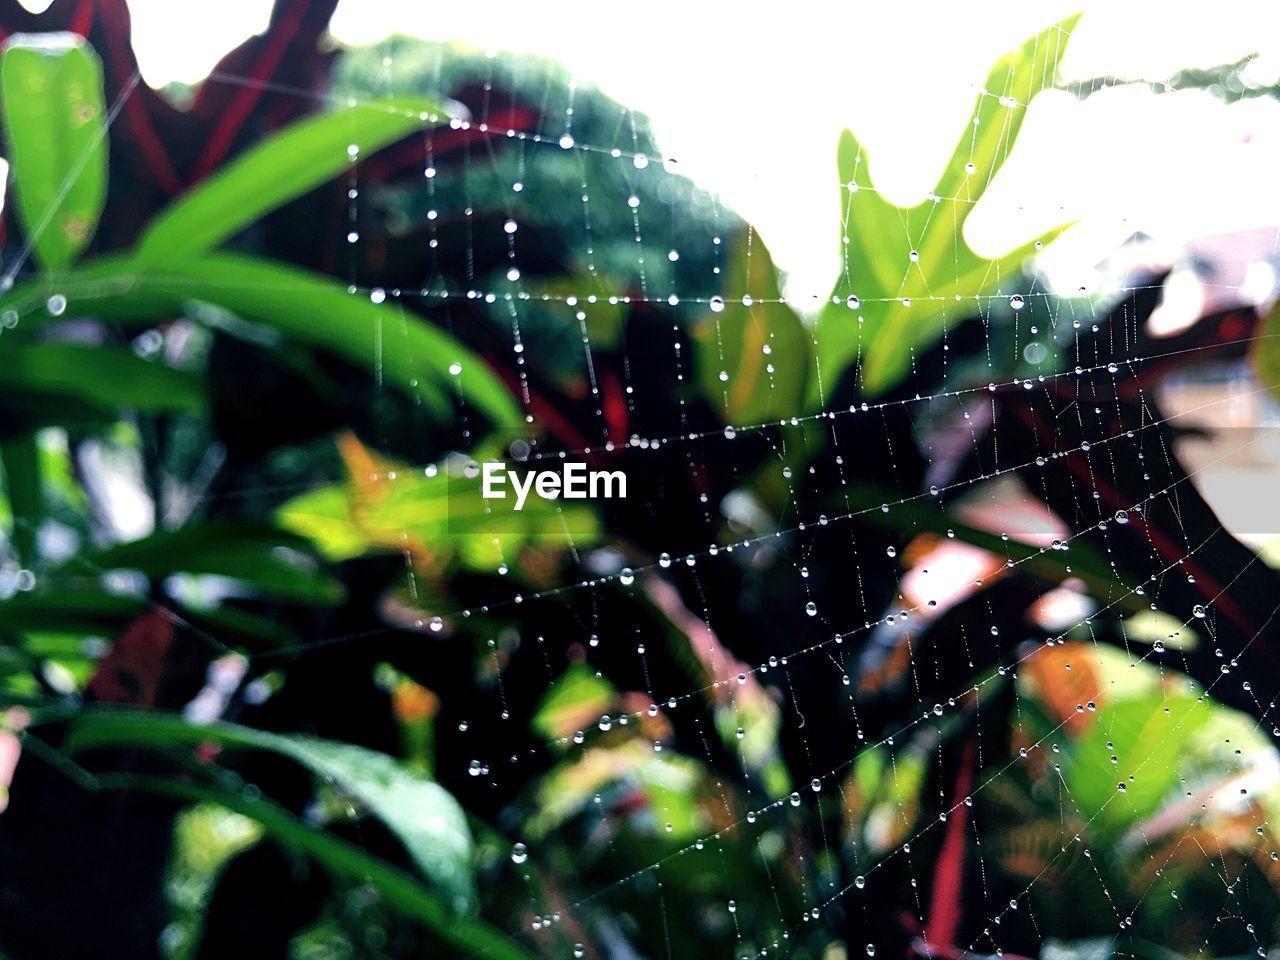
left=119, top=0, right=1280, bottom=305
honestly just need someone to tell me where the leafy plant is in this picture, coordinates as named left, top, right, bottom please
left=0, top=4, right=1276, bottom=960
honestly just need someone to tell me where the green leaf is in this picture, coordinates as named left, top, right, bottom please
left=1250, top=300, right=1280, bottom=404
left=693, top=231, right=809, bottom=423
left=64, top=711, right=480, bottom=917
left=91, top=776, right=533, bottom=960
left=0, top=588, right=145, bottom=634
left=0, top=254, right=523, bottom=429
left=75, top=520, right=344, bottom=605
left=0, top=342, right=203, bottom=415
left=810, top=16, right=1077, bottom=402
left=0, top=433, right=41, bottom=565
left=0, top=33, right=107, bottom=270
left=531, top=664, right=616, bottom=741
left=1060, top=692, right=1212, bottom=834
left=134, top=97, right=454, bottom=265
left=278, top=448, right=599, bottom=571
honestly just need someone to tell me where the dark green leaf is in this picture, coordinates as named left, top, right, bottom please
left=94, top=773, right=533, bottom=959
left=0, top=254, right=523, bottom=429
left=0, top=588, right=145, bottom=634
left=0, top=342, right=204, bottom=415
left=0, top=33, right=107, bottom=270
left=65, top=712, right=478, bottom=915
left=75, top=520, right=344, bottom=605
left=1, top=433, right=41, bottom=565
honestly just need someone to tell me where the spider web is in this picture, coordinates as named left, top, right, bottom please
left=284, top=26, right=1280, bottom=960
left=233, top=25, right=1278, bottom=960
left=9, top=11, right=1280, bottom=960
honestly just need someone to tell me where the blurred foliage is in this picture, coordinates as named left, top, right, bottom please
left=0, top=5, right=1277, bottom=960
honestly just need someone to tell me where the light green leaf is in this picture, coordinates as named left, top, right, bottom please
left=279, top=449, right=599, bottom=570
left=65, top=711, right=480, bottom=916
left=135, top=97, right=455, bottom=265
left=0, top=253, right=523, bottom=429
left=693, top=231, right=809, bottom=423
left=1060, top=692, right=1212, bottom=834
left=0, top=33, right=107, bottom=270
left=531, top=664, right=616, bottom=741
left=810, top=16, right=1078, bottom=402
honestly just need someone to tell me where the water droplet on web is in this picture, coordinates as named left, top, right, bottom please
left=504, top=219, right=519, bottom=234
left=723, top=426, right=736, bottom=439
left=658, top=553, right=672, bottom=568
left=46, top=294, right=68, bottom=316
left=805, top=601, right=818, bottom=617
left=855, top=875, right=866, bottom=889
left=886, top=546, right=897, bottom=558
left=709, top=296, right=725, bottom=313
left=511, top=842, right=528, bottom=864
left=1193, top=604, right=1207, bottom=619
left=619, top=567, right=635, bottom=586
left=1010, top=295, right=1025, bottom=311
left=449, top=362, right=463, bottom=376
left=369, top=288, right=387, bottom=304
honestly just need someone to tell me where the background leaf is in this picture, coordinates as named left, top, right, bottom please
left=0, top=253, right=524, bottom=429
left=0, top=342, right=203, bottom=415
left=74, top=520, right=345, bottom=605
left=90, top=775, right=533, bottom=960
left=0, top=32, right=107, bottom=270
left=693, top=231, right=809, bottom=423
left=809, top=16, right=1077, bottom=402
left=64, top=710, right=480, bottom=915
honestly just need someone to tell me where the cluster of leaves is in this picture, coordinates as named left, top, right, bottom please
left=0, top=4, right=1279, bottom=960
